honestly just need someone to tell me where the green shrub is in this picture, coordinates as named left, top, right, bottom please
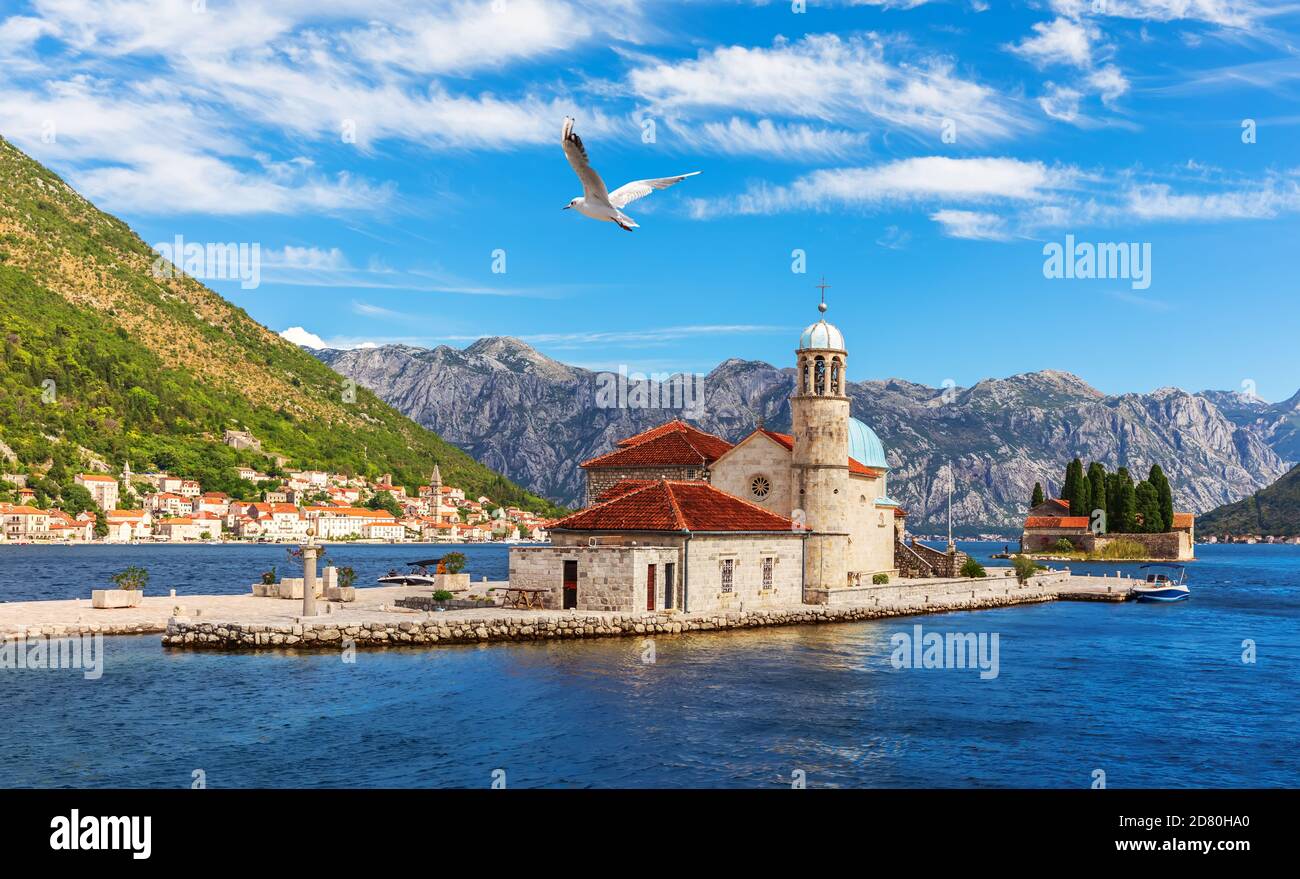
left=431, top=589, right=454, bottom=601
left=960, top=558, right=987, bottom=578
left=1012, top=555, right=1046, bottom=584
left=1052, top=537, right=1076, bottom=552
left=111, top=565, right=148, bottom=591
left=260, top=566, right=277, bottom=585
left=442, top=551, right=467, bottom=574
left=337, top=566, right=356, bottom=589
left=1096, top=538, right=1148, bottom=560
left=872, top=573, right=889, bottom=585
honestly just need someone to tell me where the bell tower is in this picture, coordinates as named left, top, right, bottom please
left=791, top=280, right=850, bottom=603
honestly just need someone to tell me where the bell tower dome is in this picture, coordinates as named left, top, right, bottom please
left=791, top=279, right=850, bottom=603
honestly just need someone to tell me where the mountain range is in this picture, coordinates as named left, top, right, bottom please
left=0, top=135, right=561, bottom=516
left=314, top=338, right=1298, bottom=534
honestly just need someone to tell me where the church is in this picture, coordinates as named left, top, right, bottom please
left=509, top=296, right=903, bottom=612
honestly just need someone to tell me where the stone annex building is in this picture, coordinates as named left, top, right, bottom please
left=509, top=299, right=906, bottom=613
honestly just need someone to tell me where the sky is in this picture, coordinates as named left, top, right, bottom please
left=2, top=0, right=1299, bottom=399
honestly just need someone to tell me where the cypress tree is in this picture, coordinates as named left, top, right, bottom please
left=1087, top=462, right=1108, bottom=523
left=1031, top=482, right=1045, bottom=507
left=1074, top=473, right=1091, bottom=516
left=1116, top=467, right=1137, bottom=533
left=1135, top=481, right=1163, bottom=533
left=1149, top=464, right=1174, bottom=533
left=1062, top=458, right=1083, bottom=509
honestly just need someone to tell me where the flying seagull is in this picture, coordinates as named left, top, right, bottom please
left=561, top=116, right=700, bottom=231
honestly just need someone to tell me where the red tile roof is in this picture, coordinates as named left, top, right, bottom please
left=597, top=479, right=658, bottom=502
left=581, top=428, right=733, bottom=469
left=1172, top=512, right=1194, bottom=529
left=1024, top=516, right=1090, bottom=529
left=754, top=429, right=881, bottom=476
left=614, top=420, right=722, bottom=448
left=554, top=480, right=800, bottom=533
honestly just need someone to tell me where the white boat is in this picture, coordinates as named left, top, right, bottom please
left=376, top=559, right=441, bottom=587
left=1133, top=564, right=1190, bottom=602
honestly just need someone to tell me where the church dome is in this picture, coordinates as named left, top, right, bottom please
left=848, top=418, right=888, bottom=469
left=799, top=319, right=845, bottom=351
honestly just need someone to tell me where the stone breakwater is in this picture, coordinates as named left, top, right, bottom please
left=3, top=621, right=164, bottom=640
left=162, top=586, right=1059, bottom=651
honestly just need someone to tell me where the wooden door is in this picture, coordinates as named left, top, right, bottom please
left=646, top=564, right=656, bottom=611
left=562, top=560, right=578, bottom=609
left=664, top=563, right=675, bottom=610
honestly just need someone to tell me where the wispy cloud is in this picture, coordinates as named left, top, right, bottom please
left=689, top=156, right=1077, bottom=218
left=627, top=33, right=1032, bottom=145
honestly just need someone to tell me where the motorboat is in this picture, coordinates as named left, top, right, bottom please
left=1132, top=564, right=1190, bottom=602
left=377, top=559, right=441, bottom=587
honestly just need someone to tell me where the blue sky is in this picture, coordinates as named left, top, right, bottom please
left=3, top=0, right=1299, bottom=399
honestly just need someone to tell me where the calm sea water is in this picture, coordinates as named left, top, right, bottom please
left=1, top=542, right=1297, bottom=788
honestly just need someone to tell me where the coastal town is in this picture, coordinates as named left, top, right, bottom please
left=0, top=459, right=553, bottom=544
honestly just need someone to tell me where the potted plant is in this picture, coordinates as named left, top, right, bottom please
left=433, top=552, right=470, bottom=591
left=327, top=565, right=358, bottom=602
left=261, top=566, right=278, bottom=585
left=94, top=565, right=148, bottom=608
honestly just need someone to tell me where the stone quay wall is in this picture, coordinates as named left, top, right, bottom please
left=161, top=575, right=1066, bottom=652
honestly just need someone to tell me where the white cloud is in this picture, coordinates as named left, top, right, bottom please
left=1050, top=0, right=1261, bottom=28
left=1125, top=179, right=1300, bottom=220
left=673, top=117, right=868, bottom=159
left=1008, top=18, right=1097, bottom=68
left=280, top=326, right=328, bottom=349
left=1087, top=64, right=1130, bottom=104
left=690, top=156, right=1076, bottom=217
left=1039, top=84, right=1084, bottom=121
left=628, top=33, right=1029, bottom=143
left=265, top=247, right=351, bottom=271
left=930, top=209, right=1011, bottom=240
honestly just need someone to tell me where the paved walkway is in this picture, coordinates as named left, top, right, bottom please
left=0, top=571, right=1136, bottom=640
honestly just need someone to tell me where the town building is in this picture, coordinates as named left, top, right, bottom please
left=75, top=473, right=120, bottom=512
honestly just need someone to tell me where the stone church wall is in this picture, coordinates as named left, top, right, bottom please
left=584, top=466, right=706, bottom=506
left=683, top=533, right=805, bottom=613
left=709, top=435, right=795, bottom=517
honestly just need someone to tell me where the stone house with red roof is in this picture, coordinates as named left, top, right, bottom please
left=516, top=297, right=902, bottom=609
left=510, top=479, right=805, bottom=613
left=1020, top=497, right=1195, bottom=559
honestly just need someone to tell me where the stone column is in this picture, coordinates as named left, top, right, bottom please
left=302, top=544, right=320, bottom=617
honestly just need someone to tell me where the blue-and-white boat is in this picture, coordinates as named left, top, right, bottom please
left=1133, top=564, right=1190, bottom=602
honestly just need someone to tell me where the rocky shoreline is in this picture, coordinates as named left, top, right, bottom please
left=161, top=588, right=1059, bottom=651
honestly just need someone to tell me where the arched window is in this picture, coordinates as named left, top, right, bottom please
left=800, top=358, right=809, bottom=394
left=830, top=357, right=842, bottom=395
left=814, top=356, right=826, bottom=395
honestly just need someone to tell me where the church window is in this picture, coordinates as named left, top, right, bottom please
left=750, top=475, right=771, bottom=501
left=814, top=356, right=826, bottom=395
left=720, top=558, right=735, bottom=593
left=800, top=358, right=809, bottom=394
left=830, top=358, right=841, bottom=395
left=761, top=557, right=774, bottom=590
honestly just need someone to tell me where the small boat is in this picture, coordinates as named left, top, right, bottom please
left=377, top=559, right=440, bottom=587
left=1133, top=564, right=1190, bottom=602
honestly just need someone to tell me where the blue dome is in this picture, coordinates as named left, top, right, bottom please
left=799, top=319, right=845, bottom=351
left=848, top=418, right=888, bottom=469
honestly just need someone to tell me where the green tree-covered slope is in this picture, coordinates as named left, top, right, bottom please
left=0, top=135, right=563, bottom=515
left=1198, top=464, right=1300, bottom=537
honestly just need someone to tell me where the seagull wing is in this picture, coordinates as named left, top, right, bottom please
left=608, top=171, right=701, bottom=209
left=561, top=116, right=611, bottom=207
